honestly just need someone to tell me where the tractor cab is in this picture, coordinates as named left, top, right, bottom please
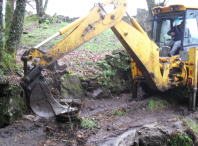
left=151, top=5, right=198, bottom=57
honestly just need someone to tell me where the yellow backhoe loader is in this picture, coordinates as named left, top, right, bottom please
left=20, top=0, right=198, bottom=117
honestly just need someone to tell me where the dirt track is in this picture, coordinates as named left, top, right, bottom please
left=0, top=90, right=196, bottom=146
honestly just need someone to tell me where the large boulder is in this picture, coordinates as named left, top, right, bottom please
left=61, top=74, right=85, bottom=99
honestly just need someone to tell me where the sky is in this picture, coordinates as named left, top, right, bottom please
left=26, top=0, right=198, bottom=17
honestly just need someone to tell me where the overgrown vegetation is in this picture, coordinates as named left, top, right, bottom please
left=182, top=119, right=198, bottom=136
left=167, top=132, right=193, bottom=146
left=106, top=108, right=130, bottom=116
left=0, top=81, right=27, bottom=127
left=2, top=51, right=19, bottom=73
left=148, top=97, right=170, bottom=111
left=78, top=117, right=95, bottom=129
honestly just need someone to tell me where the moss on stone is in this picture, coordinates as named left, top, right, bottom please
left=61, top=73, right=85, bottom=99
left=0, top=83, right=26, bottom=127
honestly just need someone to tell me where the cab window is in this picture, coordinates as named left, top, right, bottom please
left=160, top=20, right=171, bottom=47
left=184, top=9, right=198, bottom=46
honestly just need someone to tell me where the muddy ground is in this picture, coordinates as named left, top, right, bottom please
left=0, top=88, right=198, bottom=146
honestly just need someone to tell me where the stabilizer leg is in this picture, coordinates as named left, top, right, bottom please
left=132, top=82, right=137, bottom=99
left=189, top=89, right=197, bottom=110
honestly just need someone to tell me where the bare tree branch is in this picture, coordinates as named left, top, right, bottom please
left=43, top=0, right=49, bottom=13
left=27, top=1, right=35, bottom=9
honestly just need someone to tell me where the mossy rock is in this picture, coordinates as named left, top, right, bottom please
left=61, top=74, right=85, bottom=99
left=97, top=72, right=132, bottom=94
left=0, top=84, right=26, bottom=128
left=86, top=88, right=111, bottom=99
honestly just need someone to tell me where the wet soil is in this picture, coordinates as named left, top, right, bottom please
left=0, top=90, right=197, bottom=146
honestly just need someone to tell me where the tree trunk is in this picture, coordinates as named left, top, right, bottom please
left=36, top=0, right=49, bottom=23
left=5, top=0, right=26, bottom=57
left=146, top=0, right=155, bottom=19
left=5, top=0, right=15, bottom=36
left=35, top=0, right=40, bottom=15
left=145, top=0, right=156, bottom=37
left=0, top=0, right=3, bottom=62
left=39, top=0, right=43, bottom=17
left=43, top=0, right=49, bottom=13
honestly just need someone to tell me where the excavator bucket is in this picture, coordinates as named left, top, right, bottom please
left=20, top=65, right=78, bottom=118
left=30, top=82, right=76, bottom=118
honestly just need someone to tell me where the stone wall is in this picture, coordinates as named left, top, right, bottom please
left=0, top=81, right=26, bottom=128
left=59, top=49, right=132, bottom=100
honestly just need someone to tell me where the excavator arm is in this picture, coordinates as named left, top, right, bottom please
left=20, top=0, right=128, bottom=117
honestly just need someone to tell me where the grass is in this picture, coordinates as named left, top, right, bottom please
left=118, top=110, right=129, bottom=116
left=148, top=98, right=169, bottom=111
left=78, top=29, right=122, bottom=52
left=21, top=16, right=122, bottom=52
left=21, top=21, right=70, bottom=48
left=106, top=108, right=130, bottom=116
left=80, top=118, right=95, bottom=129
left=24, top=15, right=39, bottom=26
left=148, top=99, right=155, bottom=110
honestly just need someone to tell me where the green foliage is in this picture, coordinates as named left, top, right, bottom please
left=80, top=117, right=95, bottom=129
left=167, top=133, right=193, bottom=146
left=2, top=51, right=18, bottom=72
left=123, top=65, right=130, bottom=71
left=103, top=69, right=115, bottom=76
left=97, top=61, right=117, bottom=88
left=148, top=99, right=155, bottom=110
left=74, top=65, right=83, bottom=70
left=125, top=57, right=130, bottom=60
left=117, top=59, right=121, bottom=63
left=61, top=93, right=66, bottom=99
left=118, top=110, right=129, bottom=116
left=45, top=77, right=53, bottom=85
left=107, top=109, right=130, bottom=116
left=0, top=82, right=27, bottom=124
left=148, top=98, right=169, bottom=111
left=182, top=120, right=198, bottom=136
